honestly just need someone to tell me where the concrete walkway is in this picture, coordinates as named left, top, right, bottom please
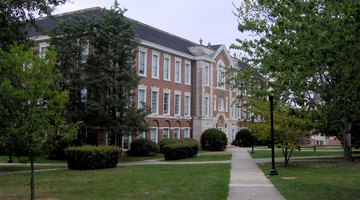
left=227, top=147, right=285, bottom=200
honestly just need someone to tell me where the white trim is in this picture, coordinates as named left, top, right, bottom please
left=150, top=128, right=159, bottom=143
left=163, top=91, right=171, bottom=116
left=139, top=40, right=194, bottom=60
left=174, top=128, right=180, bottom=139
left=138, top=87, right=147, bottom=109
left=138, top=49, right=147, bottom=77
left=151, top=53, right=160, bottom=79
left=184, top=94, right=191, bottom=117
left=174, top=91, right=182, bottom=116
left=175, top=59, right=182, bottom=83
left=185, top=61, right=191, bottom=85
left=151, top=89, right=159, bottom=115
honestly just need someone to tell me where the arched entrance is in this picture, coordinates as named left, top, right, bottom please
left=216, top=115, right=225, bottom=131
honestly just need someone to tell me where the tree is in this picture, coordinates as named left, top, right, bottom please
left=245, top=98, right=311, bottom=167
left=232, top=0, right=360, bottom=161
left=50, top=2, right=150, bottom=146
left=0, top=45, right=74, bottom=200
left=0, top=0, right=67, bottom=50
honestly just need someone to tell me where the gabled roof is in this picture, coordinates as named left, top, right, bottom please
left=27, top=7, right=199, bottom=55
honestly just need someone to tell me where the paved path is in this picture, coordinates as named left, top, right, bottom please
left=227, top=147, right=285, bottom=200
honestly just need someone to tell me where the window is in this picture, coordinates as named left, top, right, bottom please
left=175, top=60, right=181, bottom=83
left=39, top=42, right=49, bottom=58
left=150, top=128, right=158, bottom=143
left=164, top=57, right=170, bottom=81
left=138, top=50, right=147, bottom=76
left=203, top=65, right=210, bottom=86
left=138, top=88, right=146, bottom=109
left=174, top=93, right=181, bottom=116
left=184, top=129, right=190, bottom=139
left=213, top=96, right=217, bottom=111
left=163, top=92, right=170, bottom=115
left=80, top=88, right=87, bottom=103
left=204, top=96, right=209, bottom=116
left=225, top=97, right=229, bottom=112
left=217, top=61, right=226, bottom=89
left=80, top=40, right=89, bottom=64
left=122, top=135, right=132, bottom=150
left=218, top=98, right=224, bottom=111
left=184, top=95, right=190, bottom=116
left=231, top=101, right=236, bottom=118
left=174, top=128, right=180, bottom=139
left=137, top=131, right=145, bottom=139
left=185, top=63, right=191, bottom=85
left=163, top=128, right=169, bottom=139
left=152, top=54, right=159, bottom=78
left=151, top=90, right=159, bottom=114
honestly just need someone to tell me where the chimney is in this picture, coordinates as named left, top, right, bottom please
left=199, top=38, right=203, bottom=45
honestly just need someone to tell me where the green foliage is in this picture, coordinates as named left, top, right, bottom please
left=129, top=139, right=159, bottom=156
left=232, top=0, right=360, bottom=161
left=0, top=0, right=67, bottom=50
left=162, top=139, right=199, bottom=160
left=65, top=145, right=120, bottom=170
left=200, top=128, right=228, bottom=151
left=235, top=129, right=253, bottom=147
left=49, top=2, right=149, bottom=139
left=158, top=138, right=179, bottom=153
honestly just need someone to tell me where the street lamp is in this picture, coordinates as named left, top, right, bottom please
left=251, top=115, right=255, bottom=153
left=269, top=95, right=278, bottom=176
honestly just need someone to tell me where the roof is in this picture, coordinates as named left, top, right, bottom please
left=27, top=7, right=202, bottom=55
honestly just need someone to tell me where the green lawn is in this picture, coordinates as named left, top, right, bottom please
left=258, top=161, right=360, bottom=200
left=167, top=153, right=232, bottom=162
left=0, top=155, right=66, bottom=164
left=249, top=149, right=346, bottom=159
left=0, top=164, right=230, bottom=200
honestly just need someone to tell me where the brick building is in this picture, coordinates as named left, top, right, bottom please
left=28, top=7, right=246, bottom=149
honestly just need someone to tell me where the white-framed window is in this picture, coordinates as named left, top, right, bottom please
left=152, top=53, right=159, bottom=79
left=231, top=101, right=236, bottom=119
left=150, top=128, right=158, bottom=143
left=138, top=50, right=147, bottom=76
left=138, top=88, right=146, bottom=109
left=185, top=62, right=191, bottom=85
left=213, top=96, right=217, bottom=111
left=80, top=88, right=87, bottom=104
left=217, top=60, right=226, bottom=89
left=163, top=91, right=171, bottom=115
left=39, top=42, right=49, bottom=58
left=184, top=94, right=190, bottom=116
left=204, top=96, right=209, bottom=117
left=151, top=90, right=159, bottom=114
left=218, top=98, right=224, bottom=112
left=225, top=97, right=229, bottom=112
left=203, top=65, right=210, bottom=86
left=122, top=134, right=132, bottom=150
left=137, top=131, right=145, bottom=139
left=174, top=128, right=180, bottom=139
left=80, top=40, right=89, bottom=64
left=164, top=57, right=170, bottom=81
left=174, top=93, right=181, bottom=116
left=175, top=60, right=181, bottom=83
left=163, top=128, right=169, bottom=139
left=184, top=128, right=190, bottom=139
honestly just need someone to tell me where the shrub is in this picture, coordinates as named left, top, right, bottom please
left=129, top=138, right=159, bottom=156
left=235, top=129, right=253, bottom=147
left=163, top=139, right=199, bottom=160
left=65, top=145, right=120, bottom=170
left=158, top=138, right=178, bottom=153
left=231, top=140, right=239, bottom=146
left=200, top=128, right=227, bottom=151
left=44, top=134, right=79, bottom=160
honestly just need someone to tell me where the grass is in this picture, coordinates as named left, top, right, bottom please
left=0, top=156, right=66, bottom=164
left=0, top=164, right=230, bottom=200
left=249, top=149, right=346, bottom=159
left=258, top=161, right=360, bottom=200
left=167, top=153, right=232, bottom=162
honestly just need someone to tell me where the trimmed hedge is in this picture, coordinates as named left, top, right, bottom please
left=200, top=128, right=228, bottom=151
left=163, top=139, right=199, bottom=160
left=158, top=138, right=178, bottom=153
left=65, top=145, right=120, bottom=170
left=129, top=138, right=159, bottom=156
left=235, top=129, right=253, bottom=147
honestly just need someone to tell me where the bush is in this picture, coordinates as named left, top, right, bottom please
left=158, top=138, right=178, bottom=153
left=163, top=139, right=199, bottom=160
left=129, top=138, right=159, bottom=156
left=44, top=134, right=79, bottom=160
left=65, top=145, right=120, bottom=170
left=235, top=129, right=253, bottom=147
left=200, top=128, right=228, bottom=151
left=231, top=140, right=239, bottom=146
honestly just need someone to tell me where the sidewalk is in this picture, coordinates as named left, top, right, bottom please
left=227, top=147, right=285, bottom=200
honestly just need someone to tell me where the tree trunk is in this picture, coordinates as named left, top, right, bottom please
left=30, top=159, right=35, bottom=200
left=343, top=133, right=352, bottom=161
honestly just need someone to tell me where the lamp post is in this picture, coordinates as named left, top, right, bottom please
left=251, top=115, right=255, bottom=153
left=269, top=95, right=278, bottom=176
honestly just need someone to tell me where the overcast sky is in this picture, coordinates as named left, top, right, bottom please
left=53, top=0, right=249, bottom=55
